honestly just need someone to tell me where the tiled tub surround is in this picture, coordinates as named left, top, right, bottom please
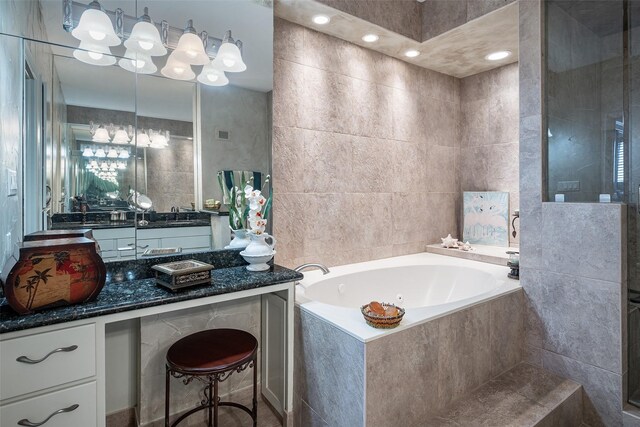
left=459, top=62, right=520, bottom=246
left=272, top=18, right=522, bottom=269
left=294, top=253, right=523, bottom=426
left=272, top=18, right=460, bottom=268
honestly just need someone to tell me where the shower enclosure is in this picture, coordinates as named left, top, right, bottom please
left=545, top=0, right=640, bottom=407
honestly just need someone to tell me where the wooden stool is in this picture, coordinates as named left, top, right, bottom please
left=165, top=329, right=258, bottom=427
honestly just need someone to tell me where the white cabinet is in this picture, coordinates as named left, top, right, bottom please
left=0, top=323, right=99, bottom=427
left=261, top=292, right=287, bottom=416
left=137, top=226, right=212, bottom=254
left=1, top=381, right=97, bottom=427
left=92, top=226, right=212, bottom=261
left=0, top=324, right=95, bottom=400
left=92, top=228, right=136, bottom=261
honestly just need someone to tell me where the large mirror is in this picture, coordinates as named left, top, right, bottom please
left=11, top=0, right=273, bottom=261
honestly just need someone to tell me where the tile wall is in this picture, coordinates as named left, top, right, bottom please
left=272, top=18, right=461, bottom=268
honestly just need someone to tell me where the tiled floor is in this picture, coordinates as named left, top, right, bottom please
left=107, top=396, right=282, bottom=427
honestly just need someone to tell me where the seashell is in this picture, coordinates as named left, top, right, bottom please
left=369, top=301, right=385, bottom=316
left=384, top=306, right=399, bottom=317
left=440, top=234, right=459, bottom=248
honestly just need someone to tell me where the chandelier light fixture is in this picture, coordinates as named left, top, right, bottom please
left=63, top=0, right=242, bottom=86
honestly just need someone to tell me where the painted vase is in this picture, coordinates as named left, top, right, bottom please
left=240, top=233, right=277, bottom=271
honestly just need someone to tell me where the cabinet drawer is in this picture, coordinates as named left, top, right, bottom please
left=0, top=324, right=96, bottom=400
left=1, top=381, right=96, bottom=427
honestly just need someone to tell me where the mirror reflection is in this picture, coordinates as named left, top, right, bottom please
left=15, top=0, right=273, bottom=261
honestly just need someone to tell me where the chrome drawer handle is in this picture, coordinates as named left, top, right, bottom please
left=17, top=404, right=79, bottom=426
left=16, top=345, right=78, bottom=364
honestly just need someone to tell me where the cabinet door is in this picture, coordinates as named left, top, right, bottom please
left=1, top=381, right=97, bottom=427
left=261, top=293, right=287, bottom=416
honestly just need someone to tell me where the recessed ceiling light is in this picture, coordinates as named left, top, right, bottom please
left=404, top=49, right=420, bottom=58
left=362, top=34, right=379, bottom=43
left=485, top=50, right=511, bottom=61
left=312, top=14, right=330, bottom=25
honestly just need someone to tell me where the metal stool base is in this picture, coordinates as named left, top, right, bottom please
left=165, top=356, right=258, bottom=427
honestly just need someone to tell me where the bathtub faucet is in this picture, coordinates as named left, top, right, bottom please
left=294, top=263, right=330, bottom=275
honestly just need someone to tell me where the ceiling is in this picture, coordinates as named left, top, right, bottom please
left=37, top=0, right=273, bottom=121
left=275, top=0, right=518, bottom=78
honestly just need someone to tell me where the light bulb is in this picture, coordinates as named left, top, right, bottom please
left=404, top=49, right=420, bottom=58
left=88, top=51, right=103, bottom=60
left=197, top=62, right=229, bottom=87
left=132, top=59, right=146, bottom=69
left=89, top=30, right=106, bottom=41
left=312, top=15, right=330, bottom=25
left=138, top=40, right=153, bottom=50
left=485, top=50, right=511, bottom=61
left=223, top=58, right=235, bottom=67
left=74, top=41, right=116, bottom=66
left=161, top=53, right=195, bottom=80
left=118, top=50, right=156, bottom=74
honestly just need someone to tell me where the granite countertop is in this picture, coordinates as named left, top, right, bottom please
left=51, top=220, right=211, bottom=230
left=0, top=265, right=302, bottom=334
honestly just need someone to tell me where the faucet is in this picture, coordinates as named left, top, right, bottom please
left=294, top=263, right=330, bottom=275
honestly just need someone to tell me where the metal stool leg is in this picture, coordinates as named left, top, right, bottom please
left=252, top=355, right=258, bottom=427
left=165, top=366, right=171, bottom=427
left=213, top=377, right=219, bottom=427
left=208, top=379, right=213, bottom=427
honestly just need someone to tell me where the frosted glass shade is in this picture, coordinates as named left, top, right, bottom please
left=119, top=150, right=130, bottom=159
left=73, top=41, right=116, bottom=66
left=172, top=32, right=209, bottom=65
left=124, top=21, right=166, bottom=56
left=118, top=50, right=157, bottom=74
left=82, top=147, right=94, bottom=157
left=107, top=148, right=118, bottom=158
left=92, top=127, right=111, bottom=142
left=95, top=148, right=107, bottom=158
left=161, top=53, right=195, bottom=80
left=112, top=129, right=130, bottom=144
left=136, top=132, right=151, bottom=147
left=197, top=62, right=229, bottom=86
left=150, top=132, right=168, bottom=148
left=71, top=8, right=120, bottom=46
left=213, top=41, right=246, bottom=72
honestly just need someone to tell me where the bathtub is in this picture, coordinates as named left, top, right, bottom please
left=295, top=252, right=521, bottom=342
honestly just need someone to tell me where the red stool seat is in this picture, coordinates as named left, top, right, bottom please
left=167, top=329, right=258, bottom=373
left=165, top=328, right=258, bottom=427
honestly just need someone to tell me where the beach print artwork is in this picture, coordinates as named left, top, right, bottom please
left=462, top=192, right=509, bottom=247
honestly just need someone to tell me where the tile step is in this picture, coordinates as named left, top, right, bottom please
left=426, top=363, right=583, bottom=426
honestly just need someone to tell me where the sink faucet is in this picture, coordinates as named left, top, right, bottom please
left=294, top=263, right=330, bottom=275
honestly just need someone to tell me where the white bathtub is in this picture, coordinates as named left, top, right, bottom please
left=296, top=252, right=521, bottom=342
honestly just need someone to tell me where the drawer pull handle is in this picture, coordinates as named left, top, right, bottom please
left=17, top=404, right=79, bottom=426
left=16, top=345, right=78, bottom=364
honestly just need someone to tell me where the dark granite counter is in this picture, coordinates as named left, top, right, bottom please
left=51, top=220, right=211, bottom=230
left=0, top=265, right=302, bottom=334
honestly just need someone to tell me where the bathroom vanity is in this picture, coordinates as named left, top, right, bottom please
left=0, top=251, right=301, bottom=426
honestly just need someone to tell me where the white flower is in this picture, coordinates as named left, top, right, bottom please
left=249, top=217, right=267, bottom=234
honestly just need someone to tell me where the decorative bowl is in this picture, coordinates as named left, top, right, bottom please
left=360, top=303, right=405, bottom=329
left=239, top=250, right=276, bottom=272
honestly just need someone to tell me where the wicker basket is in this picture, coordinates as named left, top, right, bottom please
left=360, top=303, right=405, bottom=329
